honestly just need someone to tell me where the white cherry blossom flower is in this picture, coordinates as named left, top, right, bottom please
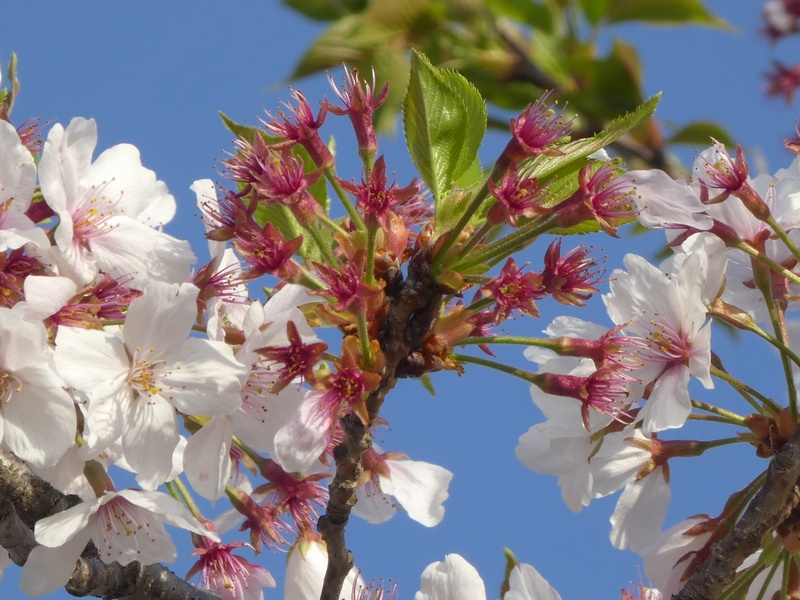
left=38, top=117, right=195, bottom=288
left=54, top=281, right=248, bottom=488
left=20, top=488, right=213, bottom=597
left=604, top=244, right=723, bottom=434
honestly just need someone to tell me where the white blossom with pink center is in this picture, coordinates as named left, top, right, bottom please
left=20, top=489, right=213, bottom=597
left=604, top=240, right=724, bottom=435
left=53, top=281, right=248, bottom=489
left=38, top=117, right=195, bottom=289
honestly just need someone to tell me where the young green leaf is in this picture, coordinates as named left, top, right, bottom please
left=403, top=50, right=487, bottom=214
left=521, top=93, right=661, bottom=180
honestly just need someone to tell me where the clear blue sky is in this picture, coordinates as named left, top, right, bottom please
left=2, top=2, right=799, bottom=598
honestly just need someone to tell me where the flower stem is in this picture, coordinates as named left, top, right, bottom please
left=451, top=214, right=558, bottom=273
left=710, top=365, right=781, bottom=415
left=451, top=352, right=540, bottom=385
left=166, top=477, right=205, bottom=522
left=690, top=399, right=746, bottom=426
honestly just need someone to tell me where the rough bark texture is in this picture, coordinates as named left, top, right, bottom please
left=0, top=449, right=220, bottom=600
left=318, top=253, right=440, bottom=600
left=675, top=429, right=800, bottom=599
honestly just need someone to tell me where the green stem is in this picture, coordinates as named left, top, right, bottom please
left=451, top=353, right=539, bottom=384
left=766, top=214, right=800, bottom=267
left=451, top=214, right=558, bottom=273
left=711, top=365, right=782, bottom=416
left=458, top=220, right=501, bottom=261
left=357, top=312, right=374, bottom=367
left=432, top=178, right=493, bottom=271
left=167, top=478, right=205, bottom=522
left=734, top=240, right=800, bottom=287
left=324, top=167, right=365, bottom=232
left=364, top=225, right=377, bottom=286
left=690, top=399, right=746, bottom=426
left=760, top=275, right=798, bottom=419
left=307, top=221, right=339, bottom=266
left=318, top=212, right=349, bottom=237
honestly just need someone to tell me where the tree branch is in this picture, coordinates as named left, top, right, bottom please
left=675, top=429, right=800, bottom=599
left=318, top=252, right=440, bottom=600
left=0, top=449, right=219, bottom=600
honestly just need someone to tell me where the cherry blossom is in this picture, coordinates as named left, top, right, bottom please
left=20, top=488, right=213, bottom=597
left=37, top=117, right=195, bottom=288
left=53, top=281, right=248, bottom=488
left=187, top=537, right=276, bottom=600
left=604, top=243, right=723, bottom=434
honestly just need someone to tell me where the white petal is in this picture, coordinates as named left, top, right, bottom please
left=505, top=563, right=562, bottom=600
left=55, top=326, right=128, bottom=393
left=183, top=416, right=233, bottom=501
left=116, top=489, right=211, bottom=538
left=622, top=170, right=712, bottom=230
left=274, top=390, right=332, bottom=473
left=125, top=281, right=198, bottom=355
left=82, top=376, right=129, bottom=456
left=34, top=498, right=100, bottom=547
left=20, top=528, right=92, bottom=597
left=87, top=143, right=175, bottom=224
left=352, top=482, right=397, bottom=524
left=284, top=540, right=361, bottom=600
left=13, top=276, right=77, bottom=321
left=0, top=119, right=36, bottom=209
left=610, top=469, right=671, bottom=552
left=639, top=366, right=692, bottom=435
left=38, top=118, right=97, bottom=214
left=3, top=364, right=77, bottom=468
left=122, top=393, right=179, bottom=489
left=381, top=459, right=453, bottom=527
left=91, top=494, right=176, bottom=566
left=165, top=338, right=246, bottom=416
left=0, top=309, right=49, bottom=371
left=89, top=217, right=194, bottom=289
left=233, top=377, right=305, bottom=454
left=414, top=554, right=486, bottom=600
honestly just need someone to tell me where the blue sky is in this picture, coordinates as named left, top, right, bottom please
left=2, top=2, right=800, bottom=598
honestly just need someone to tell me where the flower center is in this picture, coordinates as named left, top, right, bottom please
left=0, top=370, right=22, bottom=404
left=128, top=346, right=168, bottom=397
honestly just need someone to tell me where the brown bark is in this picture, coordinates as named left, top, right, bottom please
left=675, top=429, right=800, bottom=599
left=318, top=252, right=440, bottom=600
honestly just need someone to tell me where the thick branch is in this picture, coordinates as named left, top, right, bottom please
left=0, top=449, right=219, bottom=600
left=318, top=253, right=440, bottom=600
left=675, top=429, right=800, bottom=599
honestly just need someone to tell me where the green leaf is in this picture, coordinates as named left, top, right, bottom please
left=484, top=0, right=553, bottom=31
left=419, top=373, right=436, bottom=396
left=403, top=50, right=487, bottom=216
left=579, top=0, right=612, bottom=25
left=522, top=93, right=660, bottom=180
left=606, top=0, right=729, bottom=27
left=669, top=121, right=736, bottom=148
left=218, top=112, right=278, bottom=144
